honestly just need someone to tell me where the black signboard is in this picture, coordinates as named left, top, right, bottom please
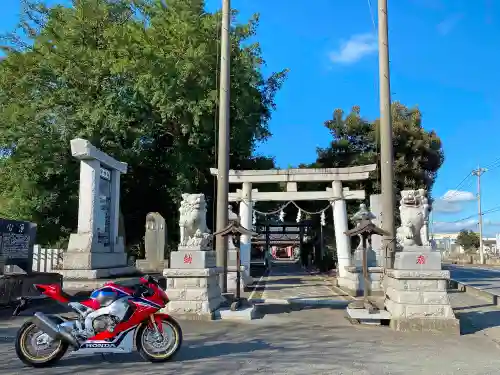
left=0, top=218, right=37, bottom=273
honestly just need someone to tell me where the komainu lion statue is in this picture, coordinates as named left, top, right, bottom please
left=179, top=193, right=211, bottom=247
left=396, top=189, right=430, bottom=248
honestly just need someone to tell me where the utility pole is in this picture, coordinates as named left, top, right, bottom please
left=472, top=167, right=487, bottom=264
left=378, top=0, right=396, bottom=268
left=215, top=0, right=231, bottom=293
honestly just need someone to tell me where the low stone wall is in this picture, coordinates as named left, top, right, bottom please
left=0, top=272, right=63, bottom=306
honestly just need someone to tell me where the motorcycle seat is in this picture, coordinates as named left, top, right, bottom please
left=59, top=290, right=88, bottom=302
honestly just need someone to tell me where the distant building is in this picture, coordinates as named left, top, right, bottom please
left=431, top=232, right=499, bottom=255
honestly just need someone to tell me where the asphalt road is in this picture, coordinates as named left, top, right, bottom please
left=446, top=264, right=500, bottom=296
left=3, top=264, right=500, bottom=374
left=3, top=299, right=500, bottom=375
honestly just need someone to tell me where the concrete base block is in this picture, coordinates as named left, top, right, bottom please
left=214, top=305, right=257, bottom=321
left=346, top=307, right=391, bottom=325
left=390, top=317, right=460, bottom=334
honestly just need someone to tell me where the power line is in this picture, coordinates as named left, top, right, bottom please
left=434, top=204, right=500, bottom=224
left=366, top=0, right=377, bottom=30
left=484, top=157, right=500, bottom=170
left=440, top=172, right=472, bottom=200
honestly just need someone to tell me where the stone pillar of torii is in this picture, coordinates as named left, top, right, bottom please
left=210, top=165, right=376, bottom=288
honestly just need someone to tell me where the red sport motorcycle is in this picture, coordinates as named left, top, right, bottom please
left=13, top=275, right=182, bottom=367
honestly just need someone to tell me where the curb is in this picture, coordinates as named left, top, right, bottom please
left=248, top=297, right=350, bottom=307
left=449, top=279, right=500, bottom=306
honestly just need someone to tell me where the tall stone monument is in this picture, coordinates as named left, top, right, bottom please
left=163, top=193, right=223, bottom=319
left=384, top=189, right=459, bottom=333
left=136, top=213, right=168, bottom=273
left=59, top=138, right=136, bottom=279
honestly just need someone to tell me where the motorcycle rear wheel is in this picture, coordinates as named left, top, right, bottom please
left=136, top=316, right=183, bottom=363
left=15, top=321, right=68, bottom=368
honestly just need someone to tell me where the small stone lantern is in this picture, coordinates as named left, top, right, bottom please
left=214, top=218, right=257, bottom=311
left=345, top=204, right=388, bottom=311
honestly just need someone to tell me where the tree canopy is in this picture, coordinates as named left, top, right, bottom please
left=456, top=230, right=480, bottom=252
left=0, top=0, right=287, bottom=248
left=288, top=103, right=444, bottom=247
left=0, top=1, right=446, bottom=258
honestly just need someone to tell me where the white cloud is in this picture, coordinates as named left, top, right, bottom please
left=437, top=13, right=464, bottom=35
left=433, top=219, right=477, bottom=233
left=329, top=33, right=377, bottom=65
left=442, top=190, right=475, bottom=202
left=433, top=190, right=476, bottom=213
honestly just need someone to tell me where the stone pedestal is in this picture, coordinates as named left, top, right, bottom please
left=384, top=268, right=459, bottom=333
left=393, top=246, right=442, bottom=270
left=341, top=266, right=384, bottom=296
left=60, top=231, right=136, bottom=279
left=163, top=246, right=223, bottom=320
left=352, top=245, right=377, bottom=268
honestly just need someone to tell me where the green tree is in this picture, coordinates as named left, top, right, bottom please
left=456, top=230, right=480, bottom=252
left=303, top=103, right=444, bottom=220
left=287, top=103, right=444, bottom=255
left=0, top=0, right=287, bottom=247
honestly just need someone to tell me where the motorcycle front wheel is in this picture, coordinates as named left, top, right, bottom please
left=15, top=321, right=68, bottom=368
left=136, top=316, right=183, bottom=363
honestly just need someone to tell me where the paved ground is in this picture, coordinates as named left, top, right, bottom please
left=446, top=264, right=500, bottom=295
left=3, top=265, right=500, bottom=374
left=251, top=262, right=345, bottom=303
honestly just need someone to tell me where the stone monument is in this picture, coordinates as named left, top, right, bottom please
left=0, top=218, right=37, bottom=274
left=384, top=189, right=459, bottom=333
left=162, top=193, right=223, bottom=319
left=59, top=138, right=136, bottom=280
left=136, top=213, right=168, bottom=273
left=0, top=218, right=62, bottom=306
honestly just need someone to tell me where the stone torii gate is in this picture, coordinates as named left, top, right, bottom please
left=210, top=165, right=376, bottom=286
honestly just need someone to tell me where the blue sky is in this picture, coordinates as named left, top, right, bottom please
left=3, top=0, right=500, bottom=235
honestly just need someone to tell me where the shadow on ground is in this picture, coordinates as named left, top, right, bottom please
left=40, top=338, right=276, bottom=370
left=458, top=310, right=500, bottom=336
left=253, top=300, right=349, bottom=318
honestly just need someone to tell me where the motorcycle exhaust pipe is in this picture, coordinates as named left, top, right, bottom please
left=32, top=312, right=80, bottom=349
